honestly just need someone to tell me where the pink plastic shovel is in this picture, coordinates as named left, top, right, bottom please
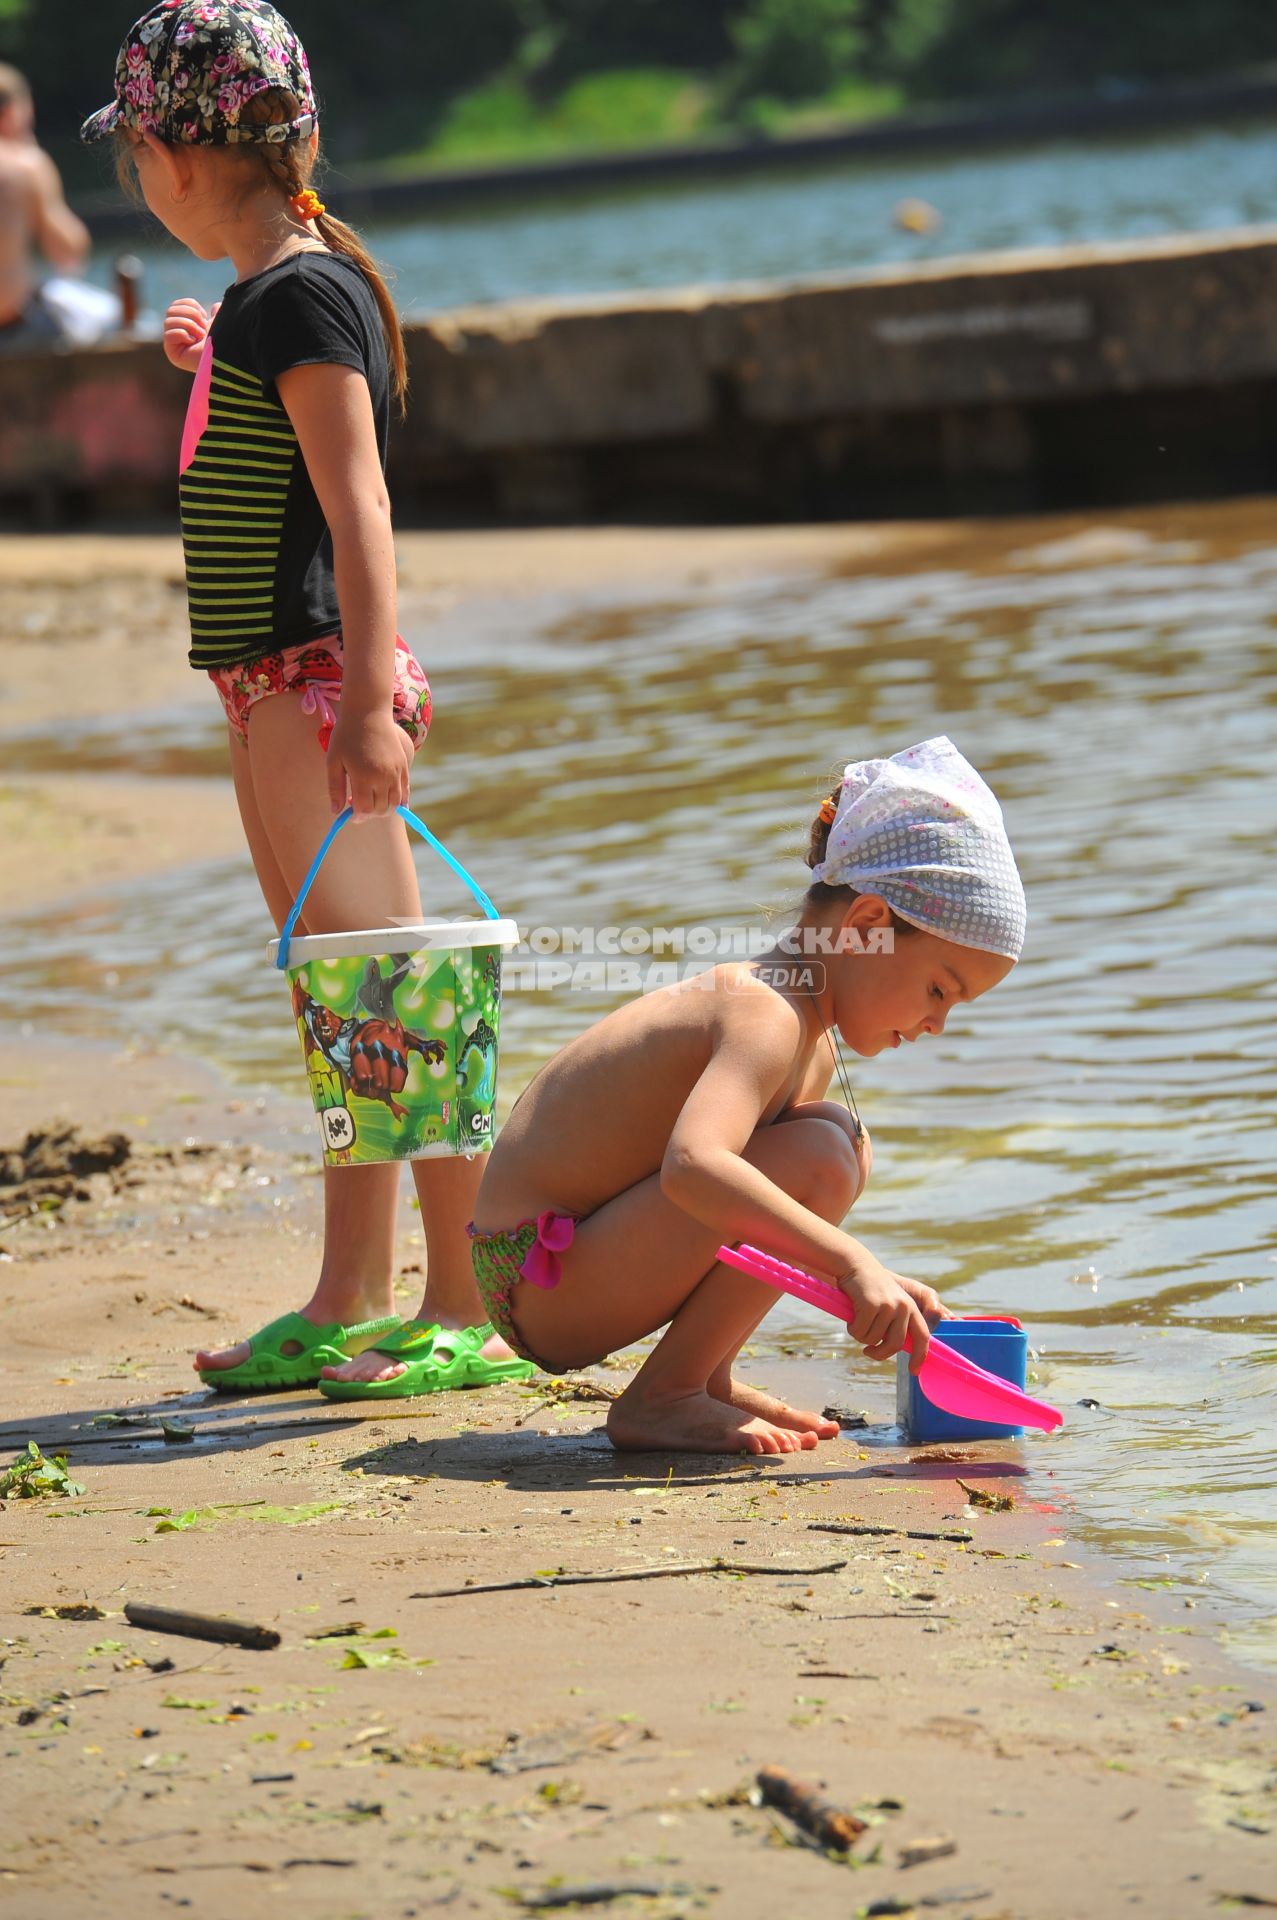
left=718, top=1243, right=1063, bottom=1434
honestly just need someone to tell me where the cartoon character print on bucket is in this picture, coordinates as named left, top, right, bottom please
left=271, top=804, right=519, bottom=1168
left=285, top=939, right=506, bottom=1165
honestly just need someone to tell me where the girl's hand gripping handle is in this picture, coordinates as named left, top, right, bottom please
left=326, top=705, right=413, bottom=820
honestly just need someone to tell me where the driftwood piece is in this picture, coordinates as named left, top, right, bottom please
left=123, top=1602, right=280, bottom=1651
left=756, top=1764, right=867, bottom=1850
left=808, top=1520, right=974, bottom=1544
left=412, top=1557, right=846, bottom=1599
left=898, top=1834, right=958, bottom=1868
left=2, top=1412, right=365, bottom=1452
left=518, top=1886, right=671, bottom=1911
left=156, top=1857, right=356, bottom=1873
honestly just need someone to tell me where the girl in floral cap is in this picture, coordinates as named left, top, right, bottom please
left=83, top=2, right=534, bottom=1398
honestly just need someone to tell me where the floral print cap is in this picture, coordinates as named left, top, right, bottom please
left=81, top=0, right=316, bottom=146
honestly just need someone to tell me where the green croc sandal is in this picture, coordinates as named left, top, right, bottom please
left=197, top=1311, right=401, bottom=1393
left=317, top=1320, right=536, bottom=1401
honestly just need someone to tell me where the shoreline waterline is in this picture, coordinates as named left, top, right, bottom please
left=1, top=509, right=1273, bottom=1676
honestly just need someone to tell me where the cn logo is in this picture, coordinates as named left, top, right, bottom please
left=469, top=1112, right=492, bottom=1135
left=322, top=1108, right=356, bottom=1152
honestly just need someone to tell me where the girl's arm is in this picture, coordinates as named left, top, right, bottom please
left=30, top=148, right=90, bottom=274
left=660, top=991, right=934, bottom=1364
left=277, top=362, right=410, bottom=819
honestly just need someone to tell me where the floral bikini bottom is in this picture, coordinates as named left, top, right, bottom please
left=208, top=634, right=432, bottom=751
left=468, top=1210, right=578, bottom=1373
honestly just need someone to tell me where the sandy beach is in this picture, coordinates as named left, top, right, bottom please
left=1, top=526, right=1273, bottom=1918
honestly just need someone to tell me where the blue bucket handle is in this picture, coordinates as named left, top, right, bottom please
left=275, top=805, right=501, bottom=971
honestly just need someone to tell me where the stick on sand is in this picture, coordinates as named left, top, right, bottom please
left=756, top=1765, right=867, bottom=1849
left=412, top=1557, right=846, bottom=1599
left=123, top=1602, right=281, bottom=1650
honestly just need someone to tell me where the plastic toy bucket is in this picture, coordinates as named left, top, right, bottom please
left=896, top=1318, right=1029, bottom=1442
left=269, top=806, right=519, bottom=1167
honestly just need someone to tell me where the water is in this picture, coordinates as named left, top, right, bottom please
left=3, top=505, right=1274, bottom=1665
left=89, top=117, right=1277, bottom=317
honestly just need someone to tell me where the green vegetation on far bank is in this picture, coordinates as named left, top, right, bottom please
left=379, top=67, right=905, bottom=177
left=4, top=0, right=1277, bottom=187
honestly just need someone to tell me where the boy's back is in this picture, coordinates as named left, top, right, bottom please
left=0, top=66, right=90, bottom=333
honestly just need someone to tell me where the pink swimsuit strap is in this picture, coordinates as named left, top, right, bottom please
left=300, top=681, right=338, bottom=737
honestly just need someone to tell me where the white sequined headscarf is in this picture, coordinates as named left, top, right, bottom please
left=811, top=736, right=1026, bottom=960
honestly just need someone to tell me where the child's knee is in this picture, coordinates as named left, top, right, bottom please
left=786, top=1116, right=865, bottom=1218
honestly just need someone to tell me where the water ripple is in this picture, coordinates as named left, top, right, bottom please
left=3, top=513, right=1274, bottom=1664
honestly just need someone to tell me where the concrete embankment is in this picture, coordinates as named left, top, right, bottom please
left=5, top=225, right=1277, bottom=522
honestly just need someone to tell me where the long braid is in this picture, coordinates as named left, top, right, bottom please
left=245, top=93, right=408, bottom=411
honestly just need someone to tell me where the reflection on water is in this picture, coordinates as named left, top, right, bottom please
left=0, top=707, right=225, bottom=780
left=91, top=118, right=1277, bottom=318
left=4, top=508, right=1276, bottom=1666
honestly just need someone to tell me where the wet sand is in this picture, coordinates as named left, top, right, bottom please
left=1, top=524, right=1273, bottom=1916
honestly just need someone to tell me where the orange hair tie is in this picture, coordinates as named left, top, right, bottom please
left=291, top=188, right=325, bottom=221
left=818, top=796, right=839, bottom=826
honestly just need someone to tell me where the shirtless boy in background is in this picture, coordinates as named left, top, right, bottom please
left=0, top=65, right=90, bottom=343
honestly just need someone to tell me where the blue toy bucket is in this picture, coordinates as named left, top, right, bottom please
left=896, top=1318, right=1029, bottom=1442
left=268, top=806, right=519, bottom=1167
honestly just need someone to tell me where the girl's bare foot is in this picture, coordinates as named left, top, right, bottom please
left=710, top=1378, right=840, bottom=1439
left=607, top=1383, right=822, bottom=1455
left=319, top=1343, right=406, bottom=1385
left=194, top=1336, right=257, bottom=1374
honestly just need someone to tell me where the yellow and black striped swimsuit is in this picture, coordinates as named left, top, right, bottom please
left=177, top=250, right=389, bottom=674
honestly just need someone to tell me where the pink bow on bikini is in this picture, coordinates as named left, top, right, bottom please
left=518, top=1212, right=576, bottom=1291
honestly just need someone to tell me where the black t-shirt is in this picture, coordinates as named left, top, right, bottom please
left=178, top=250, right=390, bottom=672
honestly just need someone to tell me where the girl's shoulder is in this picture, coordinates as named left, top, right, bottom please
left=668, top=963, right=805, bottom=1056
left=717, top=963, right=805, bottom=1035
left=239, top=250, right=377, bottom=322
left=230, top=252, right=388, bottom=398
